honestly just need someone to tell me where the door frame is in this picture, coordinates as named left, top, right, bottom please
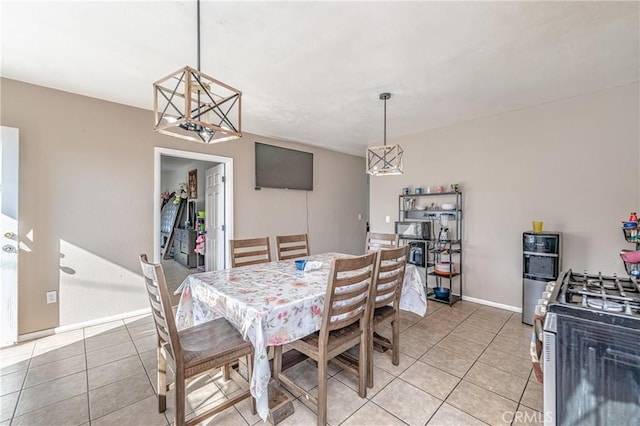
left=153, top=148, right=234, bottom=268
left=1, top=126, right=19, bottom=347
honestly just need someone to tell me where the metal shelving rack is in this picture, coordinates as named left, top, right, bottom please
left=399, top=191, right=463, bottom=306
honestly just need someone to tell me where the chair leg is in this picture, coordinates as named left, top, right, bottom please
left=367, top=326, right=374, bottom=388
left=175, top=370, right=185, bottom=426
left=317, top=353, right=327, bottom=426
left=223, top=363, right=231, bottom=381
left=247, top=354, right=256, bottom=415
left=359, top=332, right=368, bottom=398
left=157, top=348, right=167, bottom=412
left=392, top=317, right=400, bottom=366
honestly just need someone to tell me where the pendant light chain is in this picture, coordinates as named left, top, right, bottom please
left=383, top=95, right=387, bottom=147
left=380, top=92, right=391, bottom=147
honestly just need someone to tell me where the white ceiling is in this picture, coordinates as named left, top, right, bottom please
left=2, top=1, right=638, bottom=156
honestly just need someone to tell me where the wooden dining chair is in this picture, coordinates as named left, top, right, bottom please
left=273, top=252, right=378, bottom=426
left=230, top=237, right=271, bottom=267
left=139, top=254, right=255, bottom=426
left=275, top=233, right=310, bottom=261
left=365, top=232, right=399, bottom=252
left=367, top=245, right=409, bottom=388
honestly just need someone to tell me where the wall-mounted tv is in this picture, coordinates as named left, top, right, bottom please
left=255, top=142, right=314, bottom=191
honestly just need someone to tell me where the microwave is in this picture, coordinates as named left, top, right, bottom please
left=395, top=221, right=431, bottom=240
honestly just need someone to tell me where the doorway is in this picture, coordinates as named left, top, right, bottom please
left=153, top=148, right=233, bottom=295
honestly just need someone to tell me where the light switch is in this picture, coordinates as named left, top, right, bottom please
left=385, top=216, right=390, bottom=223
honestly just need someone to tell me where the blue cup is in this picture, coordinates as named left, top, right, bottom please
left=295, top=260, right=307, bottom=271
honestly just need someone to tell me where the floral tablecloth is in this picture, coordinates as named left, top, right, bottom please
left=174, top=252, right=426, bottom=421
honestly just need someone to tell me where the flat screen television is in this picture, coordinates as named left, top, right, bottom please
left=255, top=142, right=313, bottom=190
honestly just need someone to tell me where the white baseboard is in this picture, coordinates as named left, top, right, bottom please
left=18, top=307, right=151, bottom=343
left=461, top=295, right=522, bottom=313
left=17, top=328, right=54, bottom=342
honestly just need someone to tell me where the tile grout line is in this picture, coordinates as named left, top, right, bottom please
left=340, top=399, right=411, bottom=426
left=9, top=340, right=37, bottom=423
left=82, top=325, right=92, bottom=424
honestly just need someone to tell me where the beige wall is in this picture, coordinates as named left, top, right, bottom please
left=1, top=78, right=367, bottom=334
left=370, top=83, right=640, bottom=309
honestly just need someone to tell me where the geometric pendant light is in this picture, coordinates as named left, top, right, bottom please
left=153, top=0, right=242, bottom=144
left=366, top=93, right=403, bottom=175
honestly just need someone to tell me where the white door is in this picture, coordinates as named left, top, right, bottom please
left=1, top=127, right=19, bottom=347
left=205, top=164, right=225, bottom=270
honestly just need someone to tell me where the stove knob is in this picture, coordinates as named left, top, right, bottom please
left=536, top=303, right=547, bottom=316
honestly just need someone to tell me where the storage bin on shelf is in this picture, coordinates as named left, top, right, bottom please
left=620, top=250, right=640, bottom=277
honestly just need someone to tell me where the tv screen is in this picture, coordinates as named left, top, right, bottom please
left=255, top=142, right=313, bottom=190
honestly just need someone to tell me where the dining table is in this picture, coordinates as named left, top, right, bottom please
left=174, top=252, right=426, bottom=421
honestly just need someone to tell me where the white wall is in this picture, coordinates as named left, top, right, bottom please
left=370, top=83, right=640, bottom=309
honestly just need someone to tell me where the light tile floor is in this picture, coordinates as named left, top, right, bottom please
left=0, top=301, right=543, bottom=425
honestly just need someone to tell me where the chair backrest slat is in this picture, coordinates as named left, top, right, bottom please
left=276, top=234, right=310, bottom=261
left=365, top=232, right=399, bottom=252
left=334, top=269, right=372, bottom=289
left=230, top=237, right=271, bottom=267
left=139, top=254, right=182, bottom=364
left=330, top=300, right=366, bottom=319
left=371, top=245, right=409, bottom=310
left=321, top=252, right=377, bottom=334
left=329, top=314, right=367, bottom=331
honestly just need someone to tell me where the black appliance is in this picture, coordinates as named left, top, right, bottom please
left=395, top=221, right=431, bottom=240
left=540, top=270, right=640, bottom=426
left=522, top=232, right=562, bottom=325
left=407, top=241, right=425, bottom=267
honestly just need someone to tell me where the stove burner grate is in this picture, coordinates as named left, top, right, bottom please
left=586, top=298, right=624, bottom=312
left=559, top=270, right=640, bottom=318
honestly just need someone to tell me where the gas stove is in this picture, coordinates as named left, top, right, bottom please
left=539, top=269, right=640, bottom=425
left=547, top=269, right=640, bottom=329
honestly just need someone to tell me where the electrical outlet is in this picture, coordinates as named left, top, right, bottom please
left=46, top=291, right=57, bottom=304
left=385, top=215, right=390, bottom=223
left=358, top=213, right=362, bottom=220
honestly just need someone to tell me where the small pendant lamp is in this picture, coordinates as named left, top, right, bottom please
left=366, top=93, right=403, bottom=176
